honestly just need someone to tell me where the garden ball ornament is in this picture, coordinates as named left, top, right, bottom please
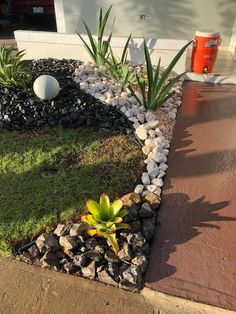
left=33, top=75, right=60, bottom=100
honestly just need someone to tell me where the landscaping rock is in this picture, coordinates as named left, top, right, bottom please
left=135, top=124, right=147, bottom=140
left=63, top=262, right=80, bottom=274
left=139, top=203, right=154, bottom=218
left=122, top=265, right=142, bottom=285
left=143, top=192, right=161, bottom=210
left=59, top=235, right=78, bottom=252
left=127, top=232, right=146, bottom=251
left=121, top=193, right=141, bottom=206
left=98, top=270, right=118, bottom=287
left=134, top=184, right=144, bottom=194
left=83, top=250, right=104, bottom=262
left=81, top=261, right=96, bottom=279
left=84, top=238, right=98, bottom=250
left=141, top=172, right=150, bottom=185
left=73, top=254, right=88, bottom=267
left=118, top=242, right=133, bottom=261
left=54, top=224, right=70, bottom=237
left=36, top=233, right=59, bottom=253
left=132, top=252, right=148, bottom=273
left=142, top=218, right=156, bottom=241
left=69, top=223, right=86, bottom=236
left=40, top=251, right=60, bottom=269
left=130, top=220, right=142, bottom=233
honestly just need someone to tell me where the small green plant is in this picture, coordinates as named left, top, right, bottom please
left=128, top=40, right=192, bottom=109
left=76, top=5, right=114, bottom=66
left=81, top=194, right=129, bottom=254
left=0, top=45, right=32, bottom=88
left=102, top=34, right=137, bottom=89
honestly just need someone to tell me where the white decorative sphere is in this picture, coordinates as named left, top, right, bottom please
left=33, top=75, right=60, bottom=100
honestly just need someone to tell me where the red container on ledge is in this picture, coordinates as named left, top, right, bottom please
left=191, top=30, right=221, bottom=73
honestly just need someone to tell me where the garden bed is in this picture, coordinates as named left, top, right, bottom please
left=0, top=58, right=183, bottom=291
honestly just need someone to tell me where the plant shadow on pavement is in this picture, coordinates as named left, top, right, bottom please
left=0, top=127, right=144, bottom=255
left=145, top=192, right=235, bottom=282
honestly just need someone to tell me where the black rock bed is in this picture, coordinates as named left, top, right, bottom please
left=0, top=59, right=131, bottom=132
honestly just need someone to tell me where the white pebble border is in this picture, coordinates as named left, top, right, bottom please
left=74, top=63, right=184, bottom=200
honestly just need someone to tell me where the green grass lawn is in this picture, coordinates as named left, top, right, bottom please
left=0, top=127, right=143, bottom=255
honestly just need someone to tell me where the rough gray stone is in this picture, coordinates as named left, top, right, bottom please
left=139, top=202, right=154, bottom=218
left=122, top=265, right=142, bottom=285
left=54, top=224, right=70, bottom=237
left=36, top=233, right=59, bottom=253
left=127, top=232, right=146, bottom=251
left=143, top=192, right=161, bottom=210
left=142, top=217, right=156, bottom=241
left=98, top=271, right=118, bottom=286
left=105, top=249, right=120, bottom=263
left=130, top=220, right=142, bottom=233
left=69, top=223, right=86, bottom=236
left=73, top=254, right=87, bottom=267
left=81, top=261, right=96, bottom=279
left=40, top=251, right=60, bottom=269
left=118, top=242, right=133, bottom=261
left=83, top=250, right=104, bottom=262
left=132, top=252, right=148, bottom=273
left=59, top=235, right=77, bottom=252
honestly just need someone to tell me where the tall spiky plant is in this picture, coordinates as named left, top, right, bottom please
left=76, top=5, right=114, bottom=66
left=128, top=40, right=192, bottom=109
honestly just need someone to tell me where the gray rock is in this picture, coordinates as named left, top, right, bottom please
left=98, top=271, right=118, bottom=286
left=135, top=124, right=147, bottom=140
left=59, top=235, right=78, bottom=252
left=69, top=223, right=86, bottom=236
left=159, top=162, right=168, bottom=172
left=108, top=262, right=120, bottom=278
left=63, top=262, right=80, bottom=274
left=36, top=233, right=59, bottom=253
left=118, top=242, right=133, bottom=261
left=130, top=220, right=142, bottom=233
left=54, top=224, right=70, bottom=237
left=73, top=254, right=88, bottom=267
left=143, top=192, right=161, bottom=210
left=139, top=203, right=154, bottom=218
left=139, top=243, right=151, bottom=256
left=40, top=251, right=60, bottom=269
left=132, top=252, right=148, bottom=273
left=142, top=218, right=156, bottom=241
left=83, top=250, right=104, bottom=262
left=134, top=184, right=144, bottom=194
left=127, top=232, right=146, bottom=251
left=122, top=265, right=142, bottom=285
left=141, top=172, right=150, bottom=185
left=84, top=238, right=98, bottom=250
left=81, top=261, right=96, bottom=279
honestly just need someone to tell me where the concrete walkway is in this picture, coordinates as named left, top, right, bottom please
left=145, top=82, right=236, bottom=311
left=0, top=257, right=153, bottom=314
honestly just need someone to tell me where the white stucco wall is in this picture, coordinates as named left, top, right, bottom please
left=59, top=0, right=235, bottom=47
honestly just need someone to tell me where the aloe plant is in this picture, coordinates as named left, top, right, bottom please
left=81, top=194, right=129, bottom=254
left=101, top=34, right=137, bottom=89
left=128, top=40, right=192, bottom=109
left=0, top=45, right=32, bottom=88
left=76, top=5, right=114, bottom=66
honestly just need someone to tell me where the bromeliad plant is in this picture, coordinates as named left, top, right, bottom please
left=102, top=34, right=137, bottom=89
left=0, top=45, right=32, bottom=88
left=81, top=194, right=129, bottom=255
left=76, top=5, right=114, bottom=66
left=128, top=40, right=192, bottom=109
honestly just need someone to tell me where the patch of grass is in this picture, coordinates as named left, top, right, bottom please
left=0, top=127, right=143, bottom=255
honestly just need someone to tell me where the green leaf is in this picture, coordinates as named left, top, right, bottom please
left=106, top=233, right=119, bottom=255
left=99, top=193, right=111, bottom=220
left=111, top=199, right=123, bottom=217
left=86, top=199, right=100, bottom=217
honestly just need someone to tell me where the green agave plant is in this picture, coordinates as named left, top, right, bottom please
left=101, top=34, right=137, bottom=89
left=0, top=45, right=32, bottom=88
left=81, top=194, right=129, bottom=254
left=128, top=40, right=193, bottom=109
left=76, top=5, right=114, bottom=66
